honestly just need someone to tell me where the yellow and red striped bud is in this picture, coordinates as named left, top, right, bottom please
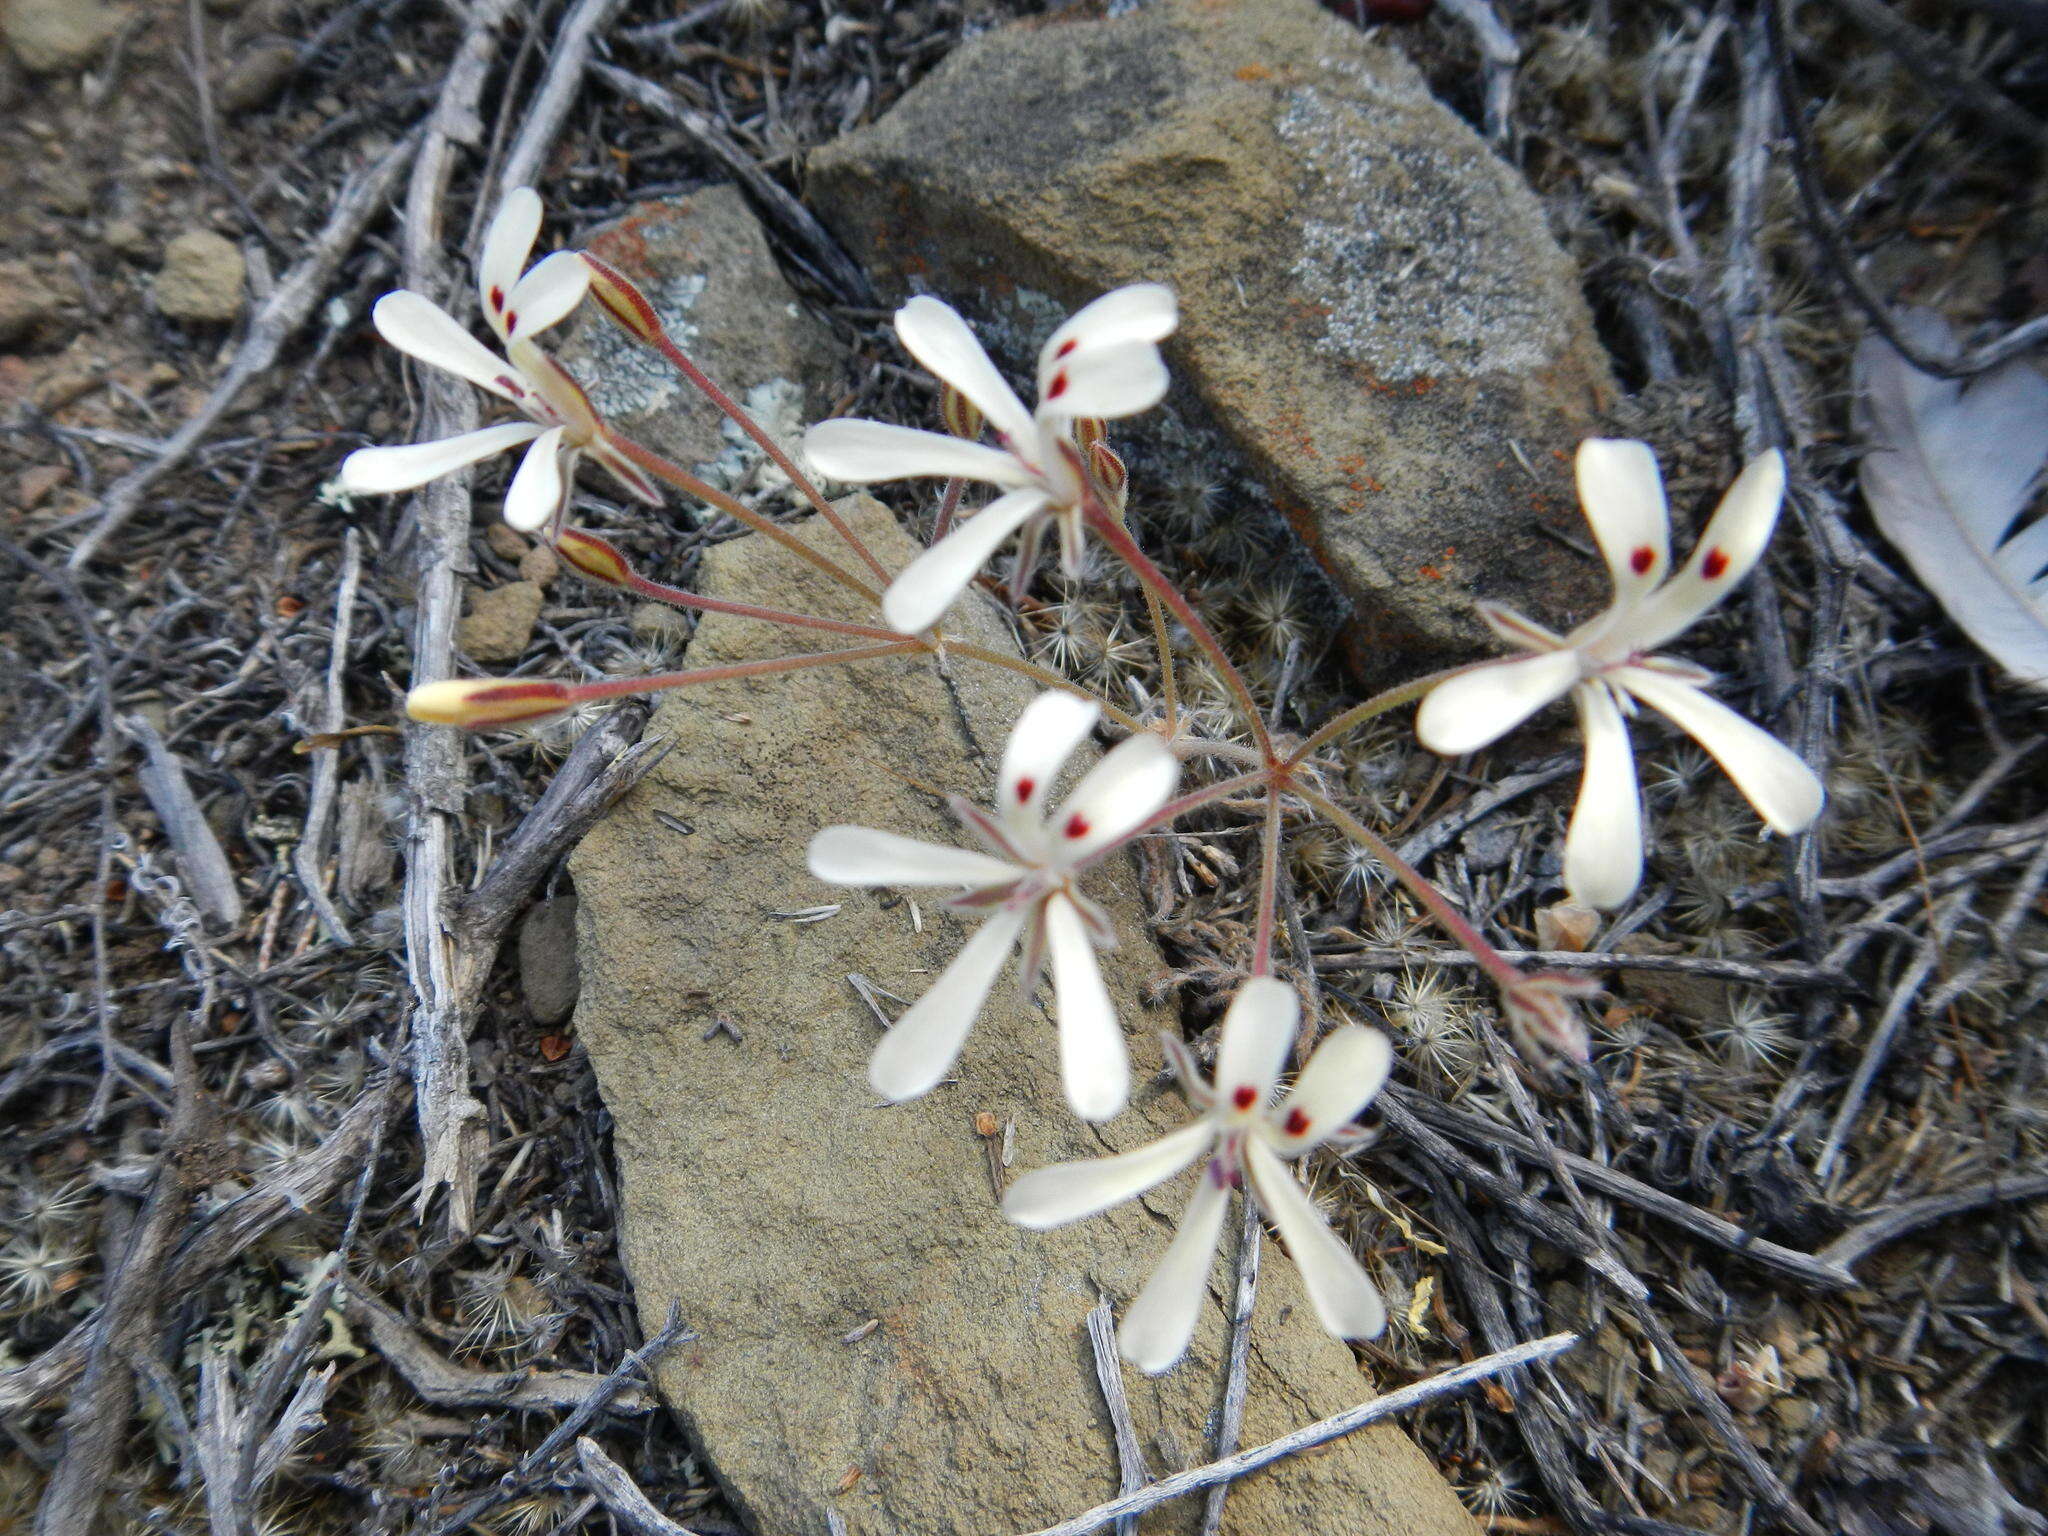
left=578, top=253, right=666, bottom=347
left=1088, top=440, right=1129, bottom=524
left=1072, top=417, right=1109, bottom=456
left=555, top=527, right=636, bottom=589
left=939, top=383, right=985, bottom=442
left=407, top=678, right=571, bottom=729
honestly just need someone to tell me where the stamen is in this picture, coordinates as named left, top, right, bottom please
left=1702, top=548, right=1729, bottom=579
left=1063, top=812, right=1089, bottom=839
left=1231, top=1085, right=1257, bottom=1111
left=1630, top=545, right=1655, bottom=575
left=1283, top=1108, right=1311, bottom=1137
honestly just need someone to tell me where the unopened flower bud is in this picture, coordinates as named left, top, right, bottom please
left=578, top=253, right=666, bottom=347
left=1088, top=440, right=1129, bottom=524
left=1072, top=417, right=1108, bottom=455
left=1499, top=971, right=1600, bottom=1065
left=939, top=383, right=984, bottom=442
left=407, top=678, right=572, bottom=728
left=555, top=527, right=636, bottom=588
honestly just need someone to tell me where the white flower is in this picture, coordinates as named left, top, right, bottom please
left=802, top=286, right=1178, bottom=634
left=806, top=691, right=1179, bottom=1121
left=339, top=188, right=657, bottom=533
left=1415, top=440, right=1825, bottom=910
left=1004, top=977, right=1390, bottom=1374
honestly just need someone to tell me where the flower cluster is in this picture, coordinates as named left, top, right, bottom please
left=341, top=189, right=1830, bottom=1376
left=1415, top=440, right=1825, bottom=910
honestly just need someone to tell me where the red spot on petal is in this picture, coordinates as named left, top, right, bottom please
left=1231, top=1085, right=1258, bottom=1111
left=1283, top=1108, right=1312, bottom=1137
left=1015, top=777, right=1036, bottom=803
left=489, top=285, right=505, bottom=312
left=1055, top=338, right=1079, bottom=359
left=496, top=375, right=526, bottom=398
left=1630, top=545, right=1655, bottom=575
left=1046, top=372, right=1069, bottom=400
left=504, top=311, right=519, bottom=335
left=1702, top=548, right=1730, bottom=579
left=1062, top=813, right=1090, bottom=840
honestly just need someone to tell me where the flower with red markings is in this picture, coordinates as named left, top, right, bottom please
left=800, top=286, right=1178, bottom=634
left=1003, top=977, right=1392, bottom=1374
left=340, top=189, right=659, bottom=535
left=1415, top=440, right=1824, bottom=910
left=806, top=691, right=1179, bottom=1122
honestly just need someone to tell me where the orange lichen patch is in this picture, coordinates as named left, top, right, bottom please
left=1235, top=63, right=1273, bottom=82
left=1409, top=377, right=1437, bottom=396
left=1417, top=546, right=1457, bottom=581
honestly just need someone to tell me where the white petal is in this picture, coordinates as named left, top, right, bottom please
left=1038, top=284, right=1179, bottom=395
left=502, top=428, right=568, bottom=533
left=893, top=295, right=1037, bottom=448
left=1244, top=1139, right=1385, bottom=1341
left=1414, top=649, right=1582, bottom=757
left=803, top=418, right=1036, bottom=488
left=1046, top=732, right=1180, bottom=864
left=1268, top=1025, right=1392, bottom=1157
left=1562, top=682, right=1645, bottom=911
left=479, top=187, right=543, bottom=337
left=1631, top=450, right=1786, bottom=650
left=807, top=825, right=1019, bottom=888
left=1003, top=1120, right=1215, bottom=1229
left=1216, top=975, right=1297, bottom=1106
left=1118, top=1167, right=1230, bottom=1376
left=1039, top=342, right=1169, bottom=420
left=502, top=251, right=590, bottom=342
left=998, top=691, right=1099, bottom=847
left=372, top=291, right=521, bottom=401
left=338, top=422, right=543, bottom=494
left=880, top=488, right=1050, bottom=635
left=868, top=906, right=1027, bottom=1102
left=1576, top=438, right=1672, bottom=602
left=1045, top=893, right=1129, bottom=1121
left=1616, top=667, right=1825, bottom=835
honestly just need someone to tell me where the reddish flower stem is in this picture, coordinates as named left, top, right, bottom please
left=1296, top=784, right=1524, bottom=994
left=563, top=641, right=924, bottom=704
left=1082, top=500, right=1271, bottom=759
left=646, top=333, right=893, bottom=588
left=610, top=435, right=882, bottom=603
left=1250, top=790, right=1283, bottom=977
left=931, top=476, right=967, bottom=546
left=616, top=567, right=907, bottom=644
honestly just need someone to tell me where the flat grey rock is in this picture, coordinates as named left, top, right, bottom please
left=569, top=498, right=1479, bottom=1535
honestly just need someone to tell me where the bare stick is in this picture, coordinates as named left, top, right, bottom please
left=1013, top=1333, right=1578, bottom=1536
left=496, top=0, right=629, bottom=198
left=67, top=132, right=418, bottom=567
left=1083, top=1299, right=1149, bottom=1536
left=1199, top=1198, right=1260, bottom=1536
left=293, top=528, right=362, bottom=944
left=1315, top=943, right=1843, bottom=990
left=1819, top=1171, right=2048, bottom=1272
left=589, top=63, right=874, bottom=305
left=577, top=1438, right=705, bottom=1536
left=121, top=713, right=244, bottom=930
left=400, top=0, right=522, bottom=1231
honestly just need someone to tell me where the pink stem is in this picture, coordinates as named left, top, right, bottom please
left=648, top=333, right=893, bottom=588
left=1297, top=785, right=1524, bottom=993
left=1082, top=499, right=1272, bottom=758
left=1249, top=792, right=1283, bottom=977
left=564, top=641, right=922, bottom=703
left=617, top=568, right=908, bottom=644
left=931, top=476, right=967, bottom=546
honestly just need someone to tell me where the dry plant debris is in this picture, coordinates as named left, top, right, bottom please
left=1, top=1, right=2044, bottom=1533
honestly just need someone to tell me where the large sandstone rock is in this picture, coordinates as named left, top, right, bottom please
left=559, top=185, right=839, bottom=490
left=808, top=0, right=1616, bottom=675
left=2, top=0, right=123, bottom=73
left=570, top=498, right=1477, bottom=1536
